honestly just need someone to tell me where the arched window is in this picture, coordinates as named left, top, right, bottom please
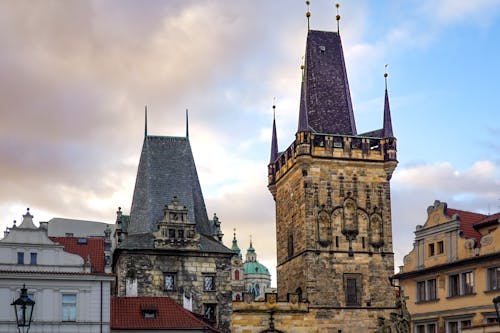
left=235, top=294, right=241, bottom=301
left=234, top=270, right=240, bottom=280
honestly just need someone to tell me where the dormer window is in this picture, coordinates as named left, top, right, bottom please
left=142, top=309, right=157, bottom=318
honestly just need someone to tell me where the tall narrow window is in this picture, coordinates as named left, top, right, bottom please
left=346, top=278, right=358, bottom=305
left=17, top=252, right=24, bottom=264
left=204, top=304, right=216, bottom=322
left=30, top=253, right=37, bottom=265
left=449, top=274, right=460, bottom=297
left=488, top=267, right=500, bottom=291
left=62, top=294, right=77, bottom=321
left=288, top=234, right=294, bottom=258
left=204, top=275, right=215, bottom=291
left=126, top=271, right=138, bottom=297
left=234, top=270, right=240, bottom=280
left=428, top=243, right=435, bottom=256
left=462, top=271, right=474, bottom=295
left=416, top=281, right=426, bottom=302
left=437, top=241, right=444, bottom=254
left=164, top=273, right=176, bottom=291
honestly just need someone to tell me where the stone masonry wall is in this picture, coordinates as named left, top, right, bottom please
left=114, top=250, right=232, bottom=332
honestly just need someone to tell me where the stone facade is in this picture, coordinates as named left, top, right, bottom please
left=269, top=138, right=397, bottom=309
left=114, top=250, right=232, bottom=331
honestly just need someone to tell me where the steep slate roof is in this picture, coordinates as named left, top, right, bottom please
left=300, top=30, right=357, bottom=135
left=128, top=136, right=213, bottom=236
left=382, top=88, right=394, bottom=138
left=111, top=297, right=221, bottom=331
left=50, top=236, right=105, bottom=273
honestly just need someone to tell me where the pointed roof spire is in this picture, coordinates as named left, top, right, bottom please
left=306, top=1, right=311, bottom=31
left=270, top=99, right=279, bottom=163
left=185, top=108, right=189, bottom=138
left=383, top=65, right=394, bottom=138
left=231, top=228, right=242, bottom=258
left=336, top=3, right=341, bottom=34
left=144, top=106, right=148, bottom=138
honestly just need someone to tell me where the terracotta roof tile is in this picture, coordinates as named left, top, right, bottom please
left=111, top=297, right=220, bottom=331
left=474, top=212, right=500, bottom=229
left=50, top=236, right=105, bottom=273
left=446, top=208, right=486, bottom=240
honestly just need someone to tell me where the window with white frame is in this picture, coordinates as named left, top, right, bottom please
left=62, top=294, right=77, bottom=321
left=449, top=271, right=474, bottom=297
left=446, top=318, right=472, bottom=333
left=487, top=266, right=500, bottom=291
left=416, top=278, right=437, bottom=302
left=415, top=322, right=437, bottom=333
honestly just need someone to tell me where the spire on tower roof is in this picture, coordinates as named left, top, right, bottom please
left=144, top=106, right=148, bottom=138
left=269, top=100, right=279, bottom=163
left=185, top=109, right=189, bottom=139
left=383, top=66, right=394, bottom=138
left=335, top=3, right=341, bottom=34
left=231, top=229, right=242, bottom=258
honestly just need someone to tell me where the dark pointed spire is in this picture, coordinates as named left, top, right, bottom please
left=144, top=106, right=148, bottom=138
left=383, top=66, right=394, bottom=138
left=270, top=100, right=278, bottom=163
left=299, top=30, right=356, bottom=135
left=186, top=108, right=189, bottom=138
left=297, top=65, right=310, bottom=132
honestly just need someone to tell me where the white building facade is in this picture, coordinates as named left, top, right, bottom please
left=0, top=209, right=113, bottom=333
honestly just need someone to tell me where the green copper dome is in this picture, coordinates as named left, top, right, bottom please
left=243, top=261, right=270, bottom=275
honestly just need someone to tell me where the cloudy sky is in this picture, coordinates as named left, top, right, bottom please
left=1, top=0, right=499, bottom=285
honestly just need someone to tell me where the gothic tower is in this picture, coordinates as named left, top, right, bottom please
left=267, top=27, right=398, bottom=328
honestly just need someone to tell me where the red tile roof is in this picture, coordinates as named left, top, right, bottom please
left=446, top=208, right=486, bottom=240
left=111, top=297, right=220, bottom=332
left=50, top=236, right=105, bottom=273
left=474, top=212, right=500, bottom=229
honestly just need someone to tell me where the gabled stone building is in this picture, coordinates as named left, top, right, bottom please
left=112, top=130, right=233, bottom=332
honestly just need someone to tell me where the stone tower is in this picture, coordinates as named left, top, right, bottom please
left=267, top=28, right=398, bottom=328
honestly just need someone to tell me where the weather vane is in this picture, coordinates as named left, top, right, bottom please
left=384, top=64, right=389, bottom=90
left=306, top=1, right=311, bottom=31
left=336, top=3, right=341, bottom=34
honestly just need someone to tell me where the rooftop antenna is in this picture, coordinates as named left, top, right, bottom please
left=185, top=108, right=189, bottom=138
left=306, top=1, right=311, bottom=31
left=384, top=64, right=389, bottom=90
left=144, top=105, right=148, bottom=138
left=336, top=3, right=341, bottom=34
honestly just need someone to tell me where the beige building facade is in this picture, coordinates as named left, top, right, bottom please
left=394, top=201, right=500, bottom=333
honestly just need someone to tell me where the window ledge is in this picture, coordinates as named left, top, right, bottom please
left=446, top=293, right=476, bottom=299
left=415, top=298, right=440, bottom=304
left=484, top=290, right=500, bottom=294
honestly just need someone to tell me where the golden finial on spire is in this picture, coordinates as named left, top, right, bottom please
left=300, top=56, right=305, bottom=80
left=272, top=97, right=276, bottom=118
left=336, top=3, right=341, bottom=34
left=384, top=64, right=389, bottom=90
left=306, top=1, right=311, bottom=31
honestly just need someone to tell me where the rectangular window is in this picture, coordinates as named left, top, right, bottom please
left=449, top=272, right=474, bottom=297
left=168, top=229, right=175, bottom=238
left=30, top=253, right=37, bottom=265
left=62, top=294, right=77, bottom=321
left=346, top=279, right=358, bottom=305
left=428, top=243, right=435, bottom=256
left=428, top=323, right=437, bottom=333
left=417, top=281, right=426, bottom=302
left=449, top=274, right=460, bottom=297
left=164, top=273, right=175, bottom=291
left=448, top=322, right=458, bottom=333
left=437, top=241, right=444, bottom=254
left=416, top=279, right=437, bottom=302
left=204, top=275, right=215, bottom=291
left=178, top=229, right=184, bottom=239
left=462, top=271, right=474, bottom=295
left=142, top=309, right=156, bottom=318
left=204, top=304, right=216, bottom=322
left=488, top=267, right=500, bottom=291
left=416, top=325, right=425, bottom=333
left=461, top=320, right=471, bottom=328
left=17, top=252, right=24, bottom=264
